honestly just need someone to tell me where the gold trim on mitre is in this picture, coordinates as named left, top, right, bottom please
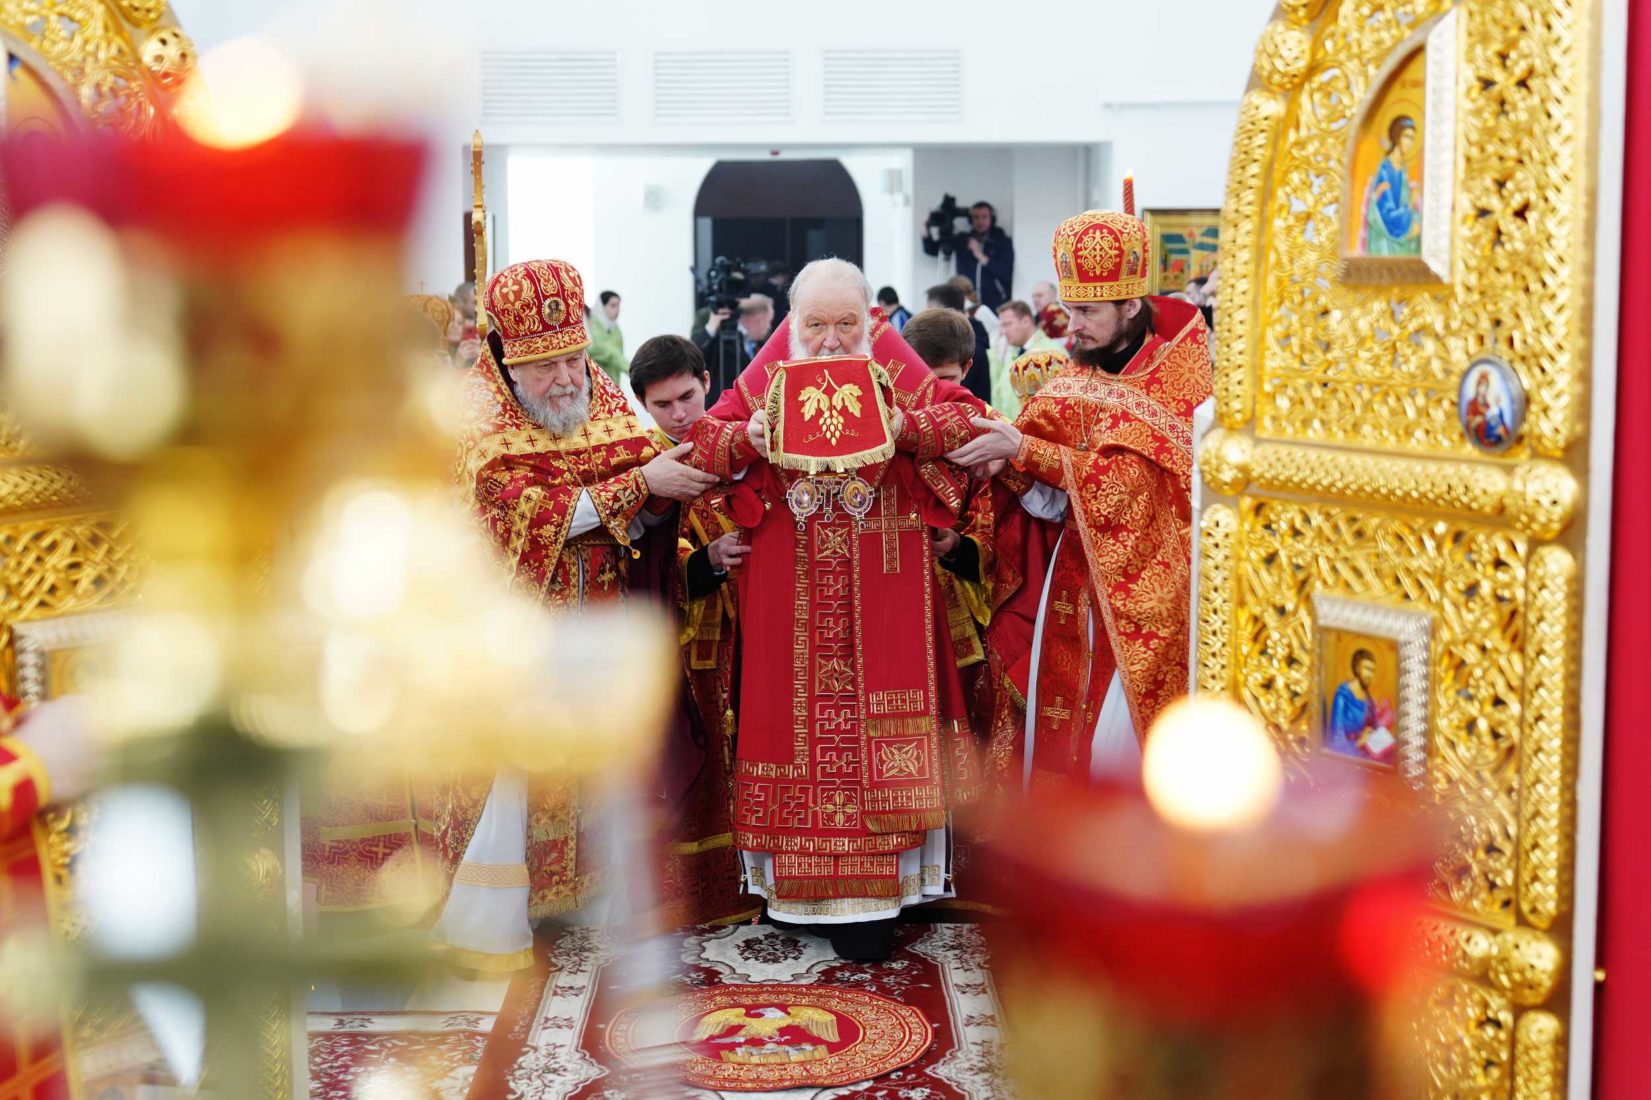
left=1053, top=210, right=1151, bottom=303
left=500, top=327, right=593, bottom=366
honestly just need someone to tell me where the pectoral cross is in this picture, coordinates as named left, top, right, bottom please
left=1041, top=695, right=1073, bottom=727
left=1052, top=589, right=1078, bottom=626
left=858, top=486, right=921, bottom=574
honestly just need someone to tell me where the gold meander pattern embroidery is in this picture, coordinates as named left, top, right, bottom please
left=868, top=689, right=925, bottom=716
left=1233, top=0, right=1592, bottom=460
left=1236, top=498, right=1528, bottom=929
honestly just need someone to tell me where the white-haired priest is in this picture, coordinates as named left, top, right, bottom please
left=685, top=258, right=989, bottom=961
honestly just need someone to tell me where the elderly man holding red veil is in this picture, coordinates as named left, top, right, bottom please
left=685, top=258, right=990, bottom=961
left=948, top=206, right=1212, bottom=789
left=437, top=258, right=713, bottom=971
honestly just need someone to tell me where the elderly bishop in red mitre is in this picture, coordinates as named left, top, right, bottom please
left=687, top=259, right=989, bottom=961
left=949, top=205, right=1212, bottom=789
left=437, top=258, right=709, bottom=970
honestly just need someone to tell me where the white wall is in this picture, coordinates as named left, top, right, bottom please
left=1088, top=103, right=1251, bottom=212
left=166, top=0, right=1275, bottom=297
left=837, top=149, right=916, bottom=308
left=502, top=146, right=915, bottom=355
left=512, top=149, right=712, bottom=352
left=906, top=144, right=1090, bottom=310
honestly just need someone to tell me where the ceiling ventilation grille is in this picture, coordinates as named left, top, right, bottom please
left=480, top=51, right=620, bottom=124
left=823, top=50, right=962, bottom=122
left=653, top=52, right=792, bottom=123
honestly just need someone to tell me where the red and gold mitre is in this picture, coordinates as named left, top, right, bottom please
left=409, top=293, right=456, bottom=332
left=1010, top=348, right=1070, bottom=402
left=482, top=259, right=590, bottom=365
left=1038, top=302, right=1070, bottom=339
left=1052, top=210, right=1150, bottom=302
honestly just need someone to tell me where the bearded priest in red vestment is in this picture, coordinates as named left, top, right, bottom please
left=437, top=259, right=714, bottom=970
left=685, top=259, right=988, bottom=961
left=948, top=209, right=1212, bottom=790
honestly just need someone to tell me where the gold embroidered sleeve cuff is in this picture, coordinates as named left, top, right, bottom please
left=690, top=418, right=759, bottom=479
left=588, top=467, right=650, bottom=549
left=1013, top=434, right=1066, bottom=487
left=901, top=403, right=976, bottom=461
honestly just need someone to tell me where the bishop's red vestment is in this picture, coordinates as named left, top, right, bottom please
left=687, top=318, right=987, bottom=917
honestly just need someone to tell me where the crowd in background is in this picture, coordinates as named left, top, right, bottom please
left=412, top=200, right=1216, bottom=425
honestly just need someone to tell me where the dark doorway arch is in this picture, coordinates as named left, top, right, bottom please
left=693, top=159, right=864, bottom=323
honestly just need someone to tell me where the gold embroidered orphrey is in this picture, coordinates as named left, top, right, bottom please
left=1199, top=2, right=1597, bottom=1097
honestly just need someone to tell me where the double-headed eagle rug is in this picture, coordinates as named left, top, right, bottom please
left=606, top=983, right=934, bottom=1090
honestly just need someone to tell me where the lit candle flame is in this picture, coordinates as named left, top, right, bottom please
left=1142, top=697, right=1283, bottom=832
left=174, top=37, right=304, bottom=149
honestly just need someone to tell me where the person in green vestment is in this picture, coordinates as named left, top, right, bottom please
left=987, top=299, right=1066, bottom=418
left=587, top=289, right=629, bottom=385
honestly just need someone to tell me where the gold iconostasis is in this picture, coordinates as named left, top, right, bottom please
left=0, top=0, right=1629, bottom=1097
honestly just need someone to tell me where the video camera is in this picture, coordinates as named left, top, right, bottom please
left=699, top=256, right=766, bottom=315
left=921, top=193, right=971, bottom=258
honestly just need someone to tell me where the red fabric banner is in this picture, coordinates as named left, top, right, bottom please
left=1596, top=0, right=1651, bottom=1092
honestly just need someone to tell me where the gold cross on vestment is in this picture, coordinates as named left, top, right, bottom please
left=857, top=486, right=921, bottom=574
left=1052, top=589, right=1078, bottom=625
left=1041, top=694, right=1073, bottom=727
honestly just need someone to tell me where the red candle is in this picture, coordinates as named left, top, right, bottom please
left=1123, top=172, right=1136, bottom=217
left=980, top=762, right=1437, bottom=1100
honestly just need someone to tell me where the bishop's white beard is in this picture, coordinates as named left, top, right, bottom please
left=519, top=375, right=591, bottom=436
left=789, top=325, right=872, bottom=361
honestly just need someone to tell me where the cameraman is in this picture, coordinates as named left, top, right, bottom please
left=956, top=201, right=1015, bottom=311
left=695, top=292, right=775, bottom=400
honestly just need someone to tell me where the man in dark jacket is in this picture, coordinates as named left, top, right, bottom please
left=955, top=201, right=1015, bottom=311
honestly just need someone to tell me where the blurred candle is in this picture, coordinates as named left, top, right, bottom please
left=1142, top=696, right=1283, bottom=832
left=174, top=37, right=303, bottom=149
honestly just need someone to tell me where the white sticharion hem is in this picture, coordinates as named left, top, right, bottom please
left=738, top=825, right=953, bottom=925
left=432, top=770, right=533, bottom=968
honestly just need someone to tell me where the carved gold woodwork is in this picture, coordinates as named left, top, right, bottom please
left=0, top=0, right=189, bottom=684
left=1204, top=0, right=1598, bottom=1095
left=1217, top=0, right=1593, bottom=462
left=0, top=0, right=192, bottom=137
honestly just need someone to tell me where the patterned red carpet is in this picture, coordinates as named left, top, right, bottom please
left=308, top=1010, right=495, bottom=1099
left=465, top=923, right=1008, bottom=1099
